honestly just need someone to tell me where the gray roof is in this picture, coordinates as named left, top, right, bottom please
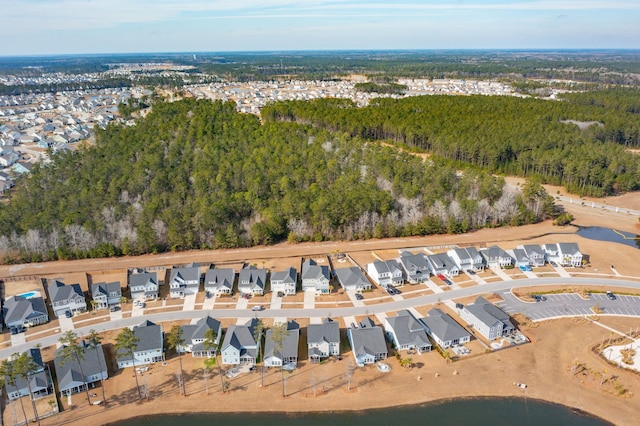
left=128, top=271, right=157, bottom=288
left=271, top=267, right=297, bottom=285
left=421, top=308, right=470, bottom=343
left=301, top=259, right=330, bottom=281
left=307, top=318, right=340, bottom=345
left=238, top=266, right=267, bottom=290
left=91, top=281, right=121, bottom=298
left=349, top=318, right=387, bottom=357
left=181, top=316, right=221, bottom=345
left=170, top=266, right=200, bottom=287
left=398, top=252, right=431, bottom=274
left=222, top=318, right=259, bottom=359
left=480, top=245, right=511, bottom=261
left=204, top=268, right=235, bottom=290
left=369, top=259, right=402, bottom=275
left=264, top=321, right=300, bottom=360
left=116, top=320, right=163, bottom=363
left=558, top=242, right=581, bottom=256
left=334, top=267, right=369, bottom=289
left=54, top=341, right=107, bottom=393
left=510, top=248, right=529, bottom=263
left=464, top=296, right=512, bottom=329
left=49, top=279, right=84, bottom=303
left=2, top=296, right=48, bottom=326
left=385, top=310, right=431, bottom=349
left=4, top=348, right=46, bottom=396
left=520, top=244, right=545, bottom=257
left=426, top=253, right=457, bottom=271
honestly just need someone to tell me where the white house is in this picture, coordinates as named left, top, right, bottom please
left=128, top=271, right=159, bottom=301
left=479, top=246, right=513, bottom=269
left=421, top=308, right=471, bottom=349
left=335, top=267, right=372, bottom=292
left=558, top=242, right=583, bottom=267
left=204, top=267, right=235, bottom=295
left=397, top=251, right=431, bottom=283
left=270, top=267, right=297, bottom=295
left=348, top=317, right=388, bottom=366
left=366, top=259, right=404, bottom=287
left=384, top=310, right=432, bottom=353
left=447, top=247, right=485, bottom=272
left=425, top=253, right=459, bottom=277
left=178, top=316, right=222, bottom=358
left=169, top=265, right=200, bottom=298
left=238, top=265, right=267, bottom=296
left=517, top=244, right=546, bottom=267
left=307, top=318, right=341, bottom=363
left=48, top=279, right=87, bottom=318
left=221, top=318, right=260, bottom=366
left=264, top=321, right=300, bottom=368
left=301, top=259, right=330, bottom=294
left=116, top=320, right=164, bottom=368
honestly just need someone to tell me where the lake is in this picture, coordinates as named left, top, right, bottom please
left=111, top=397, right=610, bottom=426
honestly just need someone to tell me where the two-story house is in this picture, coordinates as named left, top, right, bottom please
left=48, top=279, right=87, bottom=318
left=178, top=316, right=222, bottom=358
left=366, top=260, right=404, bottom=287
left=479, top=245, right=513, bottom=269
left=3, top=295, right=49, bottom=329
left=204, top=267, right=235, bottom=295
left=301, top=259, right=330, bottom=294
left=238, top=265, right=267, bottom=296
left=90, top=281, right=122, bottom=310
left=128, top=271, right=159, bottom=301
left=447, top=247, right=485, bottom=272
left=221, top=318, right=260, bottom=366
left=116, top=321, right=164, bottom=368
left=307, top=318, right=340, bottom=363
left=54, top=341, right=107, bottom=396
left=169, top=265, right=201, bottom=298
left=270, top=267, right=297, bottom=296
left=517, top=244, right=546, bottom=267
left=558, top=242, right=583, bottom=267
left=421, top=308, right=471, bottom=349
left=460, top=296, right=515, bottom=341
left=425, top=253, right=459, bottom=277
left=398, top=251, right=431, bottom=283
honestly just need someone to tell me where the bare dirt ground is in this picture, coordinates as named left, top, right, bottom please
left=2, top=189, right=640, bottom=425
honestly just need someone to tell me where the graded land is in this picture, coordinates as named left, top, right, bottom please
left=2, top=191, right=640, bottom=426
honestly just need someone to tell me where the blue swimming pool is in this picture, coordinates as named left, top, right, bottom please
left=18, top=291, right=38, bottom=299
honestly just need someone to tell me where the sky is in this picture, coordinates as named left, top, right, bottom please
left=1, top=0, right=639, bottom=56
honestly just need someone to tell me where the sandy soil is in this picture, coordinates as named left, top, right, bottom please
left=2, top=189, right=640, bottom=425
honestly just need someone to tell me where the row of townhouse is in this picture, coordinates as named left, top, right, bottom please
left=367, top=242, right=584, bottom=287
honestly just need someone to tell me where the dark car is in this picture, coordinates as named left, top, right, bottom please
left=466, top=269, right=475, bottom=275
left=65, top=311, right=73, bottom=318
left=606, top=291, right=616, bottom=300
left=355, top=293, right=364, bottom=300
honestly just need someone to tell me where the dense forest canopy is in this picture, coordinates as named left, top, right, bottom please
left=0, top=99, right=551, bottom=263
left=262, top=92, right=640, bottom=196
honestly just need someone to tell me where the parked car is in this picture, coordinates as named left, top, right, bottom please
left=65, top=311, right=73, bottom=318
left=109, top=306, right=120, bottom=312
left=355, top=293, right=364, bottom=300
left=251, top=305, right=264, bottom=311
left=533, top=295, right=547, bottom=302
left=606, top=291, right=616, bottom=300
left=466, top=269, right=475, bottom=275
left=518, top=265, right=527, bottom=272
left=549, top=261, right=558, bottom=267
left=436, top=273, right=447, bottom=281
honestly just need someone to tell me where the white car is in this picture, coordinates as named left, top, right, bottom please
left=251, top=305, right=264, bottom=311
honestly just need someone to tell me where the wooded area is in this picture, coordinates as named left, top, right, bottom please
left=0, top=99, right=551, bottom=263
left=262, top=92, right=640, bottom=196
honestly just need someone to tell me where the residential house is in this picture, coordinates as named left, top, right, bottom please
left=384, top=310, right=432, bottom=354
left=116, top=320, right=164, bottom=368
left=421, top=308, right=471, bottom=349
left=460, top=296, right=515, bottom=341
left=204, top=267, right=235, bottom=295
left=558, top=243, right=583, bottom=267
left=221, top=318, right=260, bottom=366
left=479, top=245, right=513, bottom=269
left=2, top=295, right=49, bottom=329
left=366, top=260, right=404, bottom=287
left=5, top=348, right=53, bottom=400
left=264, top=321, right=300, bottom=368
left=301, top=259, right=330, bottom=294
left=169, top=265, right=201, bottom=298
left=128, top=271, right=159, bottom=301
left=12, top=162, right=32, bottom=174
left=55, top=341, right=108, bottom=396
left=447, top=247, right=485, bottom=272
left=238, top=265, right=267, bottom=296
left=307, top=318, right=341, bottom=363
left=347, top=317, right=388, bottom=366
left=90, top=281, right=122, bottom=309
left=425, top=253, right=459, bottom=277
left=398, top=251, right=431, bottom=283
left=518, top=244, right=546, bottom=267
left=48, top=279, right=87, bottom=318
left=335, top=267, right=372, bottom=292
left=270, top=267, right=297, bottom=295
left=508, top=248, right=531, bottom=267
left=178, top=316, right=222, bottom=358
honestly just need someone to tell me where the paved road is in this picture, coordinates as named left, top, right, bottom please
left=557, top=195, right=640, bottom=217
left=4, top=277, right=640, bottom=360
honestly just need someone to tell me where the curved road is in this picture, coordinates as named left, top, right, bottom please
left=3, top=277, right=640, bottom=360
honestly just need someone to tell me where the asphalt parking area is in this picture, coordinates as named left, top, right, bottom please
left=496, top=291, right=640, bottom=321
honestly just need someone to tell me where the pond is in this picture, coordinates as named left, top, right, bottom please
left=577, top=226, right=640, bottom=250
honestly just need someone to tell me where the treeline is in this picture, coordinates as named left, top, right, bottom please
left=262, top=94, right=640, bottom=196
left=0, top=99, right=552, bottom=263
left=354, top=82, right=407, bottom=94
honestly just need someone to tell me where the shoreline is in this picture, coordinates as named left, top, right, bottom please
left=104, top=395, right=613, bottom=425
